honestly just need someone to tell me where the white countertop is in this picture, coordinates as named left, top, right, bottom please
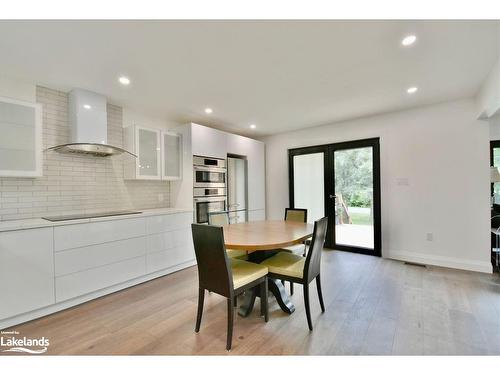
left=0, top=207, right=193, bottom=233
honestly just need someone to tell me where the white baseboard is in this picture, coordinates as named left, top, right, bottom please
left=0, top=259, right=197, bottom=330
left=384, top=250, right=492, bottom=273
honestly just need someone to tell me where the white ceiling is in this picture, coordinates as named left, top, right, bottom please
left=0, top=20, right=498, bottom=136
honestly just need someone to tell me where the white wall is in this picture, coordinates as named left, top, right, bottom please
left=476, top=23, right=500, bottom=120
left=477, top=58, right=500, bottom=119
left=263, top=98, right=491, bottom=273
left=0, top=74, right=36, bottom=102
left=122, top=108, right=176, bottom=131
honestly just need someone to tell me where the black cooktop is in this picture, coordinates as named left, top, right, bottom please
left=42, top=210, right=142, bottom=222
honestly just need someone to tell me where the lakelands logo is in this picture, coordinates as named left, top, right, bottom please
left=0, top=330, right=49, bottom=354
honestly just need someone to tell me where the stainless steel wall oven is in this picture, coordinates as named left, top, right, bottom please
left=193, top=156, right=227, bottom=224
left=193, top=156, right=226, bottom=188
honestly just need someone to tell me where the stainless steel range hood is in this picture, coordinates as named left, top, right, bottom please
left=47, top=89, right=136, bottom=157
left=48, top=142, right=136, bottom=157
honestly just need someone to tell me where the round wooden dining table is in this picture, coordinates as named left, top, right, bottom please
left=222, top=220, right=314, bottom=317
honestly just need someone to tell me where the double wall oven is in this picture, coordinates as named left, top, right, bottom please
left=193, top=156, right=227, bottom=224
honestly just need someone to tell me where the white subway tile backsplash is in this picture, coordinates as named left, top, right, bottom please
left=0, top=86, right=171, bottom=220
left=2, top=191, right=33, bottom=198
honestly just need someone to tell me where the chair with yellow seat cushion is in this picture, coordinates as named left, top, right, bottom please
left=262, top=217, right=328, bottom=331
left=226, top=249, right=248, bottom=260
left=285, top=208, right=308, bottom=222
left=209, top=211, right=248, bottom=260
left=230, top=259, right=268, bottom=289
left=263, top=252, right=305, bottom=279
left=191, top=223, right=268, bottom=351
left=279, top=208, right=308, bottom=295
left=208, top=211, right=230, bottom=226
left=280, top=208, right=308, bottom=256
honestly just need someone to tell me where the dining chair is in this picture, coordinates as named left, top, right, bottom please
left=281, top=208, right=308, bottom=256
left=261, top=216, right=328, bottom=331
left=285, top=208, right=308, bottom=223
left=209, top=211, right=248, bottom=260
left=280, top=208, right=308, bottom=294
left=191, top=223, right=269, bottom=350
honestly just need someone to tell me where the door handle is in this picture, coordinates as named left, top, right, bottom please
left=329, top=194, right=336, bottom=199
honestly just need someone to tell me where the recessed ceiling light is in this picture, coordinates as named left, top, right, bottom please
left=118, top=76, right=130, bottom=85
left=407, top=86, right=418, bottom=94
left=83, top=104, right=91, bottom=110
left=401, top=35, right=417, bottom=46
left=204, top=108, right=213, bottom=114
left=250, top=124, right=256, bottom=129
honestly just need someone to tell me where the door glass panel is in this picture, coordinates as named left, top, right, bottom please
left=334, top=147, right=374, bottom=249
left=293, top=152, right=324, bottom=223
left=138, top=129, right=158, bottom=176
left=196, top=200, right=226, bottom=224
left=164, top=133, right=180, bottom=178
left=493, top=146, right=500, bottom=203
left=195, top=171, right=225, bottom=183
left=0, top=101, right=36, bottom=171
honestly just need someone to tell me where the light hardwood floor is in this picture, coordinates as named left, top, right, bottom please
left=4, top=250, right=500, bottom=355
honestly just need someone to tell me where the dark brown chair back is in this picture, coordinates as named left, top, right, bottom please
left=285, top=208, right=308, bottom=223
left=304, top=217, right=328, bottom=282
left=191, top=224, right=233, bottom=297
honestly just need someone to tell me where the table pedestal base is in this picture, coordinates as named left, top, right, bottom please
left=238, top=278, right=295, bottom=317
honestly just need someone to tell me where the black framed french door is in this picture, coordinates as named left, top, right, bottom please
left=288, top=138, right=381, bottom=256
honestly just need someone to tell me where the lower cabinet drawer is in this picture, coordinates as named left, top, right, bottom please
left=146, top=245, right=195, bottom=274
left=147, top=212, right=193, bottom=234
left=173, top=228, right=192, bottom=247
left=147, top=228, right=192, bottom=254
left=54, top=217, right=147, bottom=252
left=55, top=237, right=147, bottom=276
left=147, top=231, right=174, bottom=254
left=55, top=257, right=146, bottom=302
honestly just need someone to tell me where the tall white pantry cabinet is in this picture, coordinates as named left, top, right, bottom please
left=170, top=123, right=266, bottom=221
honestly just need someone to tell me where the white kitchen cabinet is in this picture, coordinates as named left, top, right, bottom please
left=124, top=125, right=183, bottom=181
left=147, top=245, right=194, bottom=274
left=55, top=236, right=147, bottom=277
left=0, top=228, right=54, bottom=320
left=247, top=140, right=266, bottom=212
left=124, top=125, right=162, bottom=180
left=146, top=228, right=194, bottom=273
left=228, top=210, right=247, bottom=223
left=191, top=123, right=227, bottom=159
left=170, top=123, right=266, bottom=217
left=161, top=131, right=182, bottom=180
left=146, top=211, right=193, bottom=234
left=248, top=209, right=266, bottom=222
left=0, top=210, right=195, bottom=329
left=146, top=212, right=194, bottom=274
left=54, top=217, right=147, bottom=251
left=56, top=257, right=146, bottom=302
left=0, top=96, right=42, bottom=177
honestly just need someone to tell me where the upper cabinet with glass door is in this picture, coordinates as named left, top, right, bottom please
left=0, top=96, right=42, bottom=178
left=124, top=125, right=182, bottom=181
left=124, top=125, right=161, bottom=180
left=161, top=131, right=182, bottom=180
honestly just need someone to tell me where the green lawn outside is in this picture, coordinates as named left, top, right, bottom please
left=349, top=211, right=372, bottom=225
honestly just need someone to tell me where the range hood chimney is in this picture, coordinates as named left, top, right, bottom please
left=47, top=89, right=135, bottom=157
